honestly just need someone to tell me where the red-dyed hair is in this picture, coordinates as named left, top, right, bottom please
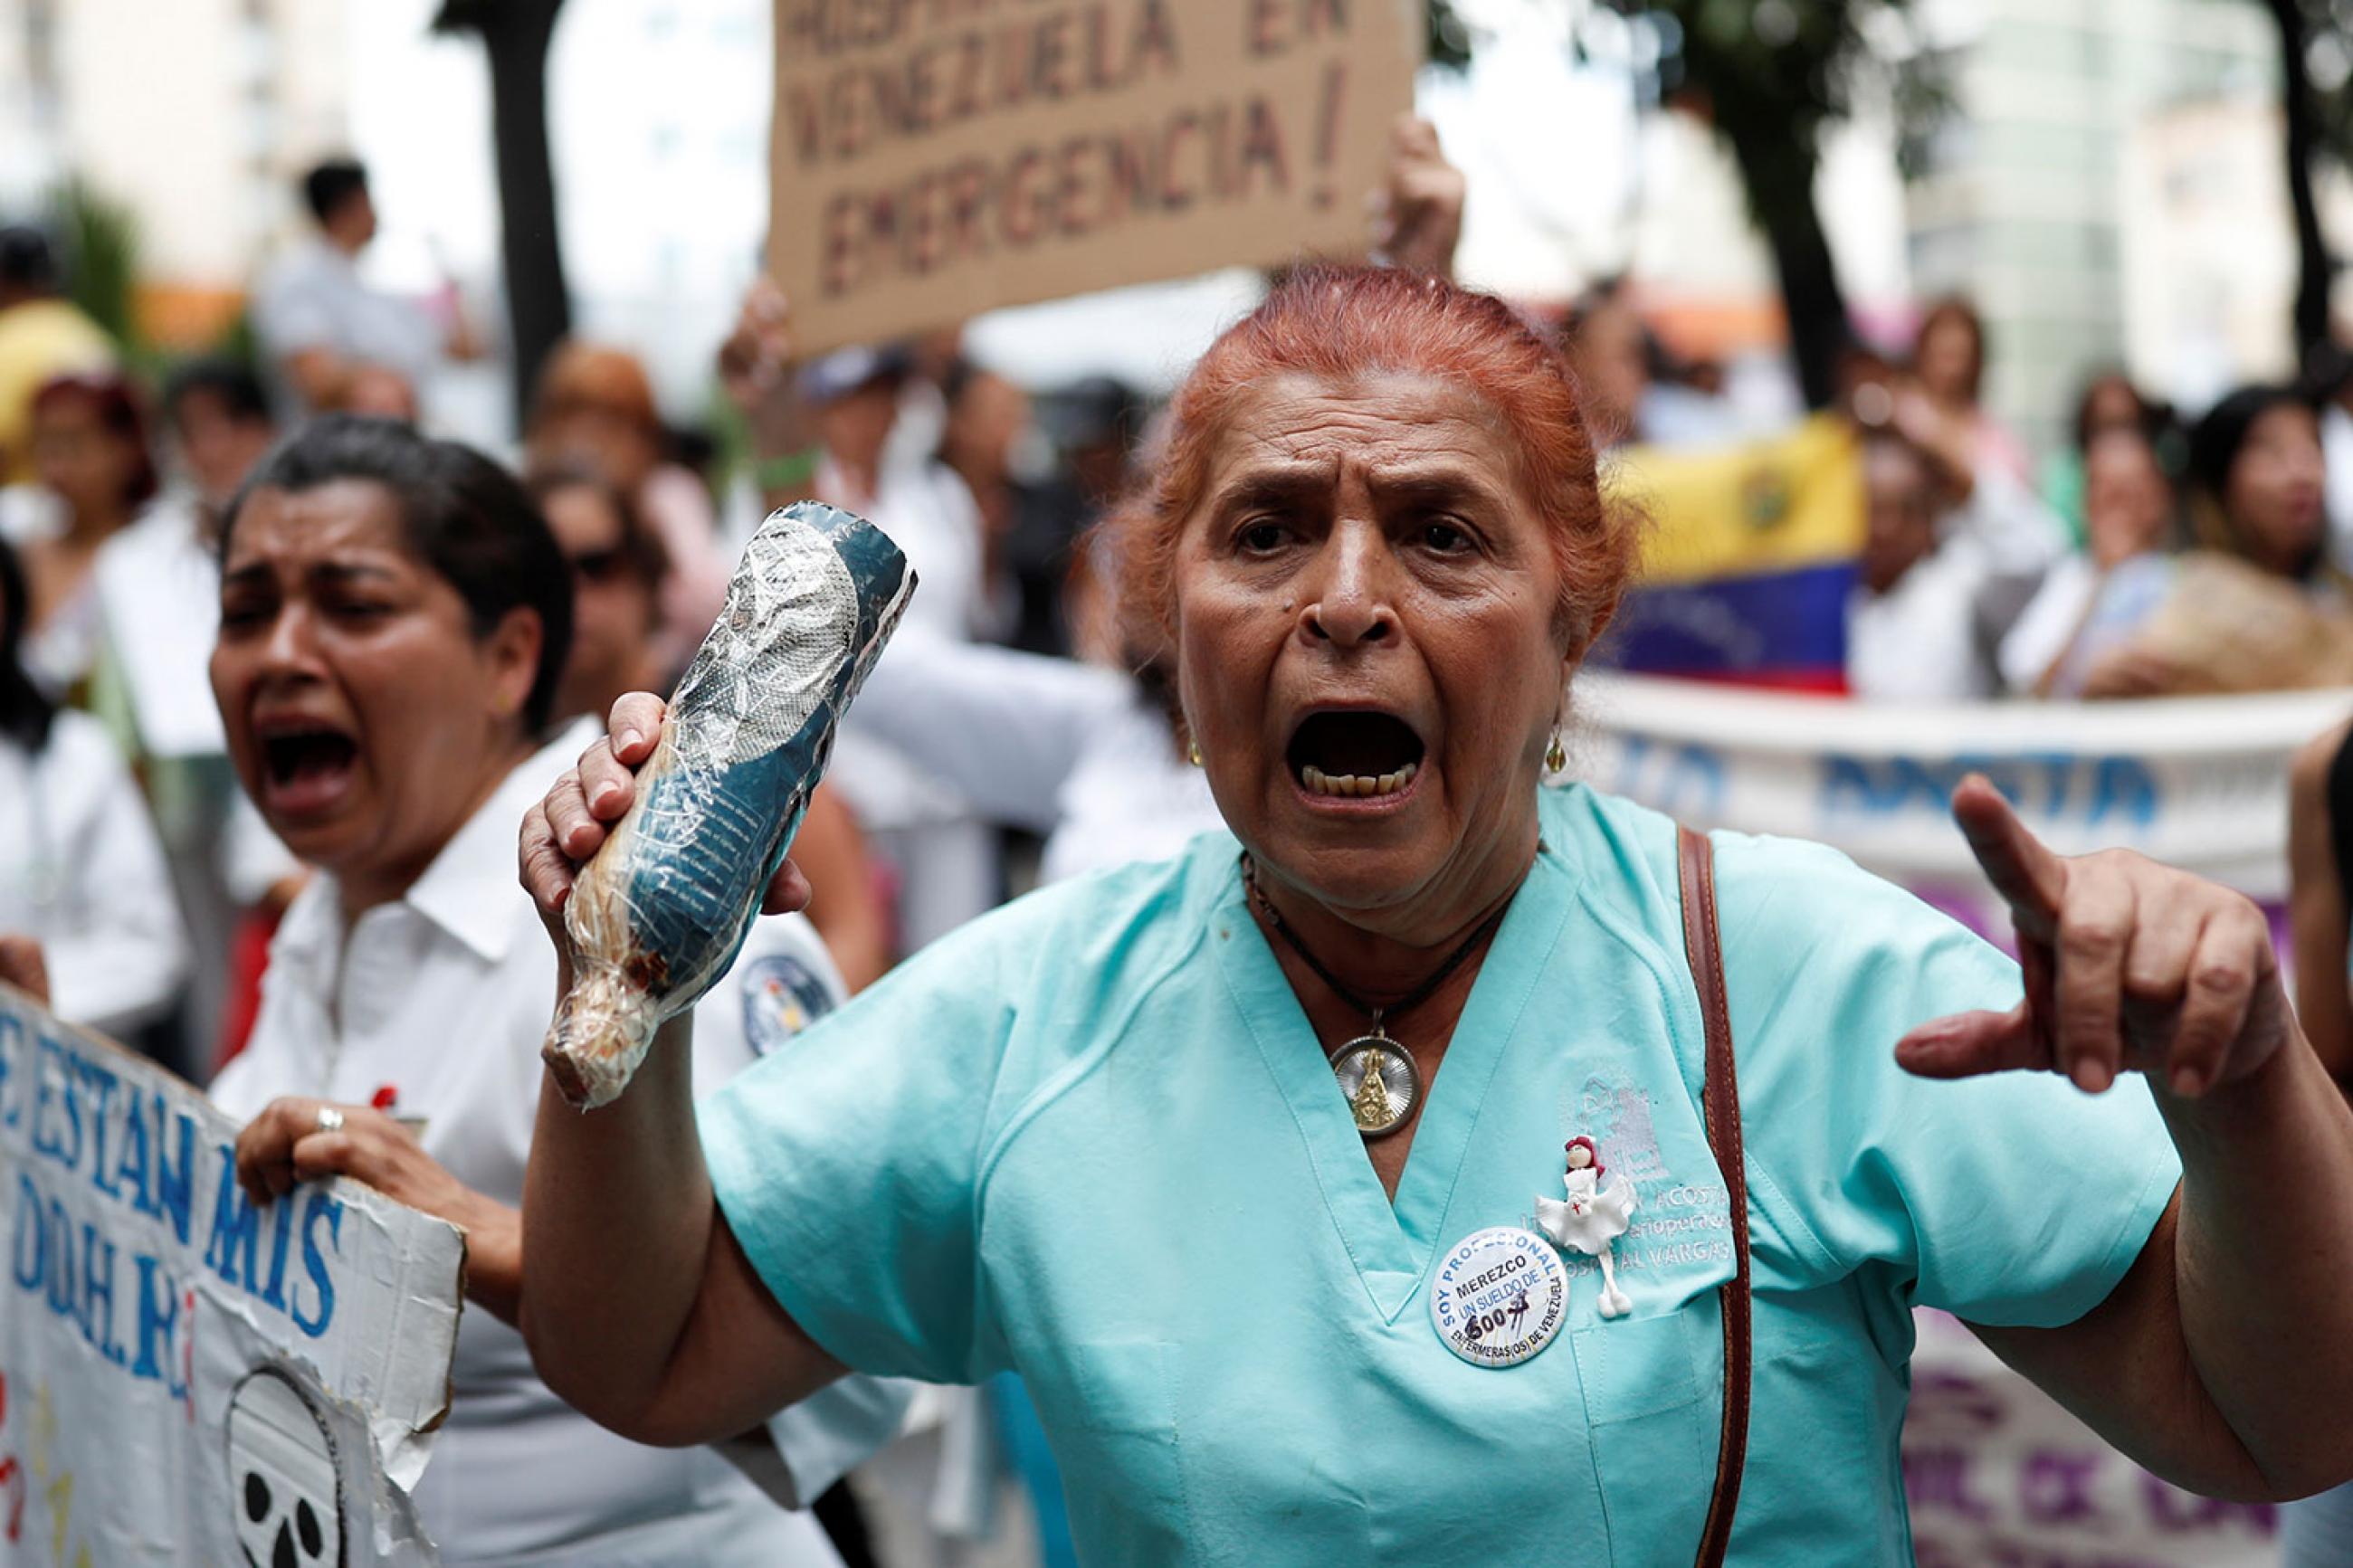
left=30, top=371, right=159, bottom=509
left=1564, top=1136, right=1604, bottom=1177
left=1105, top=264, right=1638, bottom=657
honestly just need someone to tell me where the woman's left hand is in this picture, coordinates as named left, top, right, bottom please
left=235, top=1097, right=483, bottom=1222
left=1896, top=775, right=2295, bottom=1099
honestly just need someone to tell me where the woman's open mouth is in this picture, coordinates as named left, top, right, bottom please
left=256, top=722, right=362, bottom=820
left=1286, top=710, right=1425, bottom=801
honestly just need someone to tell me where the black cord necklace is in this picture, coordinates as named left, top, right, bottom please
left=1243, top=855, right=1514, bottom=1139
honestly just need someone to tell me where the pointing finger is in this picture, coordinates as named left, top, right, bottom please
left=1951, top=775, right=2066, bottom=943
left=1896, top=1003, right=2044, bottom=1079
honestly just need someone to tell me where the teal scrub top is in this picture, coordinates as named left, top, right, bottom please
left=701, top=785, right=2181, bottom=1566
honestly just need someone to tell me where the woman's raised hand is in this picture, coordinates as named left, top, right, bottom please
left=1897, top=774, right=2294, bottom=1099
left=518, top=692, right=811, bottom=936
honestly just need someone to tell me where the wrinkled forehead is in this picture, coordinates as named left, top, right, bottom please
left=222, top=479, right=414, bottom=577
left=1192, top=370, right=1521, bottom=502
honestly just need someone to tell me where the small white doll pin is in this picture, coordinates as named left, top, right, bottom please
left=1536, top=1136, right=1638, bottom=1318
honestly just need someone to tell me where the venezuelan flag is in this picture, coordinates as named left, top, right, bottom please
left=1596, top=414, right=1863, bottom=692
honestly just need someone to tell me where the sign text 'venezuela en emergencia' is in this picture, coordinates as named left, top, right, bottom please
left=770, top=0, right=1420, bottom=353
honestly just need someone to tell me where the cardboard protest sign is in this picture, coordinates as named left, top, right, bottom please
left=771, top=0, right=1423, bottom=353
left=0, top=985, right=462, bottom=1565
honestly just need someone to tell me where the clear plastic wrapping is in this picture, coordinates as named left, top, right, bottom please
left=544, top=501, right=914, bottom=1108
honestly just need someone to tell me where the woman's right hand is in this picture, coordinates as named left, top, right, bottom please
left=518, top=693, right=812, bottom=945
left=0, top=935, right=50, bottom=1009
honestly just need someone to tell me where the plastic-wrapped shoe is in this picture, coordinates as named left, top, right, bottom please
left=545, top=501, right=914, bottom=1108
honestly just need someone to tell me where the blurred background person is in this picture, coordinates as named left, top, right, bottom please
left=2187, top=382, right=2335, bottom=589
left=2062, top=383, right=2353, bottom=698
left=206, top=415, right=902, bottom=1566
left=88, top=357, right=292, bottom=1075
left=1999, top=424, right=2182, bottom=698
left=161, top=358, right=280, bottom=532
left=252, top=157, right=472, bottom=418
left=1563, top=282, right=1654, bottom=448
left=529, top=463, right=670, bottom=723
left=1845, top=428, right=2039, bottom=701
left=800, top=339, right=1003, bottom=958
left=0, top=370, right=160, bottom=698
left=1911, top=293, right=2030, bottom=485
left=525, top=338, right=729, bottom=673
left=2038, top=369, right=2177, bottom=551
left=0, top=535, right=187, bottom=1041
left=99, top=359, right=280, bottom=752
left=936, top=359, right=1048, bottom=652
left=1565, top=279, right=1754, bottom=449
left=0, top=226, right=113, bottom=485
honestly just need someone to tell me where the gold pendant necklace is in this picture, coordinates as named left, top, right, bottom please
left=1243, top=856, right=1510, bottom=1141
left=1329, top=1009, right=1422, bottom=1138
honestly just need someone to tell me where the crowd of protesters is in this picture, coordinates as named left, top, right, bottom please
left=1560, top=280, right=2353, bottom=703
left=1, top=118, right=2351, bottom=1567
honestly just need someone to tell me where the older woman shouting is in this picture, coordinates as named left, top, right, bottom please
left=519, top=269, right=2353, bottom=1565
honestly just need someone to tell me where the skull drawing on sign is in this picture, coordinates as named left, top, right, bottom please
left=225, top=1367, right=345, bottom=1568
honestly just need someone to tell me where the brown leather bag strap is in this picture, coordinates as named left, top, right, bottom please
left=1677, top=824, right=1751, bottom=1568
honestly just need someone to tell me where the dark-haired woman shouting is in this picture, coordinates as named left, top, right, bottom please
left=210, top=417, right=900, bottom=1566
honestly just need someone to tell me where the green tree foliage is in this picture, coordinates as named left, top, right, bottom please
left=1427, top=0, right=1472, bottom=70
left=49, top=177, right=141, bottom=357
left=1599, top=0, right=1936, bottom=409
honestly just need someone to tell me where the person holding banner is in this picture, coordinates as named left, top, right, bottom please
left=2061, top=385, right=2353, bottom=699
left=203, top=417, right=903, bottom=1566
left=519, top=266, right=2353, bottom=1565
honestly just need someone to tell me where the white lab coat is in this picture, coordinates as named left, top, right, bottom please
left=815, top=455, right=1005, bottom=952
left=846, top=629, right=1223, bottom=882
left=0, top=485, right=109, bottom=697
left=252, top=238, right=441, bottom=413
left=91, top=492, right=230, bottom=759
left=210, top=720, right=908, bottom=1566
left=0, top=709, right=189, bottom=1037
left=1846, top=541, right=2002, bottom=704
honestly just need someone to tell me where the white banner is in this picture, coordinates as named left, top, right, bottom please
left=1577, top=675, right=2353, bottom=900
left=0, top=985, right=462, bottom=1566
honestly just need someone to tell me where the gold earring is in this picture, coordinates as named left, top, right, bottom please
left=1544, top=732, right=1566, bottom=774
left=1187, top=738, right=1204, bottom=767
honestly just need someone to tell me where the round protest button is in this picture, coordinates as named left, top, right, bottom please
left=1430, top=1226, right=1567, bottom=1368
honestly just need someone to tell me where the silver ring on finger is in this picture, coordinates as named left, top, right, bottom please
left=315, top=1106, right=345, bottom=1135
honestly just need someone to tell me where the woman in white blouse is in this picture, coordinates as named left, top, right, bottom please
left=205, top=416, right=900, bottom=1566
left=0, top=535, right=187, bottom=1038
